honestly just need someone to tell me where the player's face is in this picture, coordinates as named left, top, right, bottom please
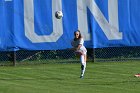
left=75, top=32, right=80, bottom=38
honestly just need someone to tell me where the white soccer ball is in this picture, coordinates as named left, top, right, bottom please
left=55, top=11, right=63, bottom=19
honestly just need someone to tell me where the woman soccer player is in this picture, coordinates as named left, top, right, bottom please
left=71, top=30, right=87, bottom=78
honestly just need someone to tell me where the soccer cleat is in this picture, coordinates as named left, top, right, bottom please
left=134, top=73, right=140, bottom=77
left=80, top=76, right=84, bottom=79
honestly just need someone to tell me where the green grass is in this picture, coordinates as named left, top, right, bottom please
left=0, top=61, right=140, bottom=93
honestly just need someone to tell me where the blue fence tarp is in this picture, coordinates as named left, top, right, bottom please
left=0, top=0, right=140, bottom=51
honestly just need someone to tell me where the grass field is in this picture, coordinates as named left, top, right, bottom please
left=0, top=61, right=140, bottom=93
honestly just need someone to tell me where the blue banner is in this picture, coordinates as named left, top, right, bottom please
left=0, top=0, right=140, bottom=51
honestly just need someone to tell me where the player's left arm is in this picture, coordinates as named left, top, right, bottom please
left=76, top=44, right=82, bottom=50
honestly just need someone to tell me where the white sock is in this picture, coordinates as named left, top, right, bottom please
left=80, top=55, right=86, bottom=76
left=81, top=62, right=86, bottom=76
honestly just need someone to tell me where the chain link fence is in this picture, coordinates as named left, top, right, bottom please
left=0, top=47, right=140, bottom=66
left=95, top=47, right=140, bottom=62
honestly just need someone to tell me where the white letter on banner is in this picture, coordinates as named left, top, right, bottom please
left=24, top=0, right=63, bottom=43
left=77, top=0, right=91, bottom=41
left=77, top=0, right=122, bottom=40
left=86, top=0, right=122, bottom=40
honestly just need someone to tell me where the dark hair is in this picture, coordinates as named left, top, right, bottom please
left=74, top=30, right=82, bottom=41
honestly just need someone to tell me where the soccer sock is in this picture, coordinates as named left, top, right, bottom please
left=80, top=55, right=86, bottom=76
left=80, top=55, right=84, bottom=64
left=81, top=62, right=86, bottom=76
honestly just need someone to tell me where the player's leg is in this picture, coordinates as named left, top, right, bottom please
left=80, top=54, right=86, bottom=78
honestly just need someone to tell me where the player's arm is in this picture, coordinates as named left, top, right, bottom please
left=71, top=40, right=77, bottom=51
left=76, top=44, right=82, bottom=50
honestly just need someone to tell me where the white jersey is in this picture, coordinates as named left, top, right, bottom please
left=71, top=38, right=87, bottom=54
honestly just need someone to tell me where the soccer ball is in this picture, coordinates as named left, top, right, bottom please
left=55, top=11, right=63, bottom=19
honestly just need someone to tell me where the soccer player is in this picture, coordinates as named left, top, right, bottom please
left=71, top=30, right=87, bottom=78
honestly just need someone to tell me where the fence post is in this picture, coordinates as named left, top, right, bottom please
left=93, top=48, right=95, bottom=62
left=13, top=51, right=16, bottom=66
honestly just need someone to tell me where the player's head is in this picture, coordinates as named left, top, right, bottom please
left=74, top=30, right=82, bottom=39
